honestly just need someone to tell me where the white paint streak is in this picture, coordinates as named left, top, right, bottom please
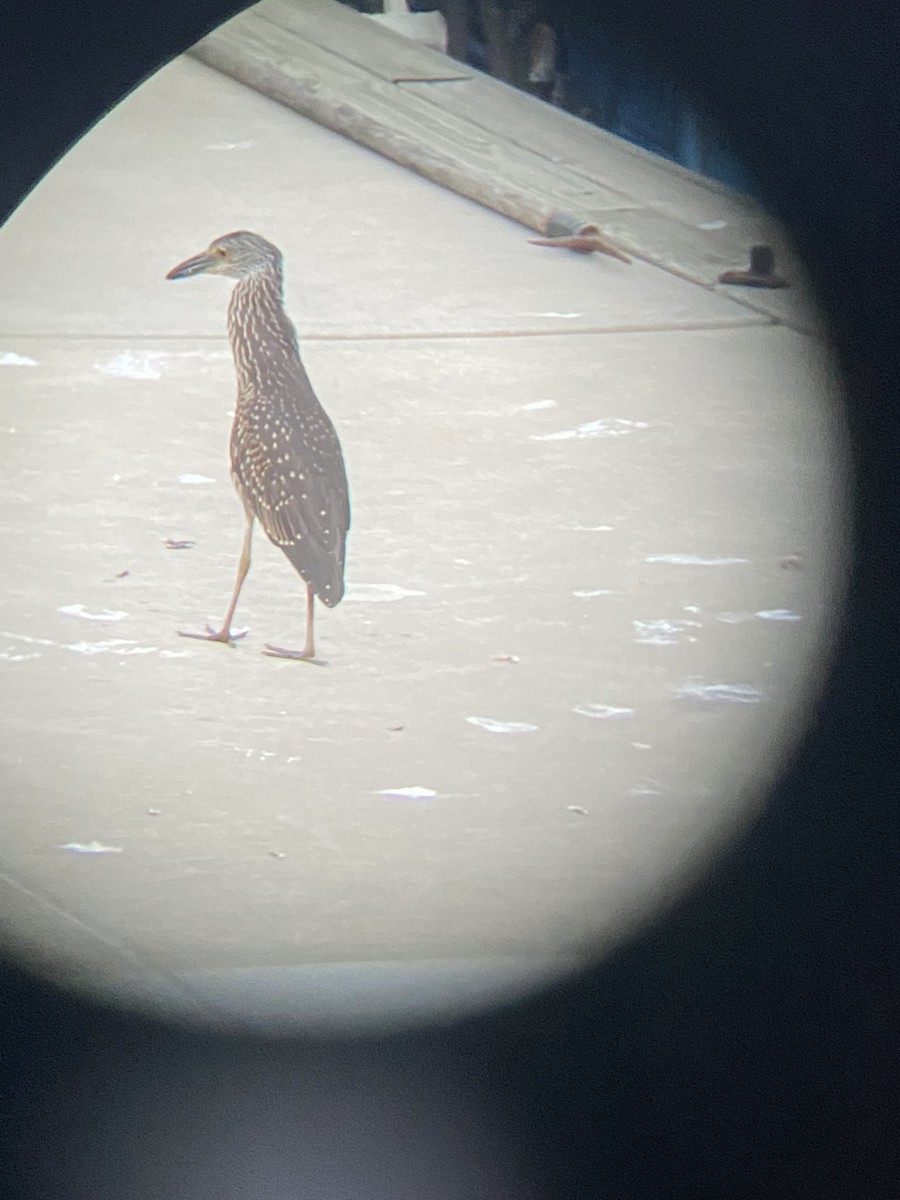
left=677, top=683, right=764, bottom=704
left=573, top=704, right=635, bottom=720
left=344, top=583, right=425, bottom=603
left=377, top=787, right=437, bottom=800
left=531, top=418, right=649, bottom=442
left=646, top=554, right=748, bottom=566
left=60, top=841, right=123, bottom=854
left=58, top=604, right=128, bottom=622
left=467, top=716, right=538, bottom=735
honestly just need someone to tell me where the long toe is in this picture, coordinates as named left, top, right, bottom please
left=177, top=625, right=249, bottom=644
left=262, top=643, right=326, bottom=664
left=218, top=625, right=249, bottom=641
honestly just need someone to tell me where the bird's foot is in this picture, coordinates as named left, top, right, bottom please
left=262, top=643, right=327, bottom=665
left=177, top=623, right=249, bottom=645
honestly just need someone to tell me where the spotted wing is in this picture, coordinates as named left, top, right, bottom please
left=230, top=377, right=350, bottom=606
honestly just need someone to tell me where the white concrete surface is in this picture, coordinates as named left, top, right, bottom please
left=0, top=56, right=848, bottom=1032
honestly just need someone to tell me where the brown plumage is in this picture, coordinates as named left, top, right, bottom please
left=166, top=230, right=350, bottom=661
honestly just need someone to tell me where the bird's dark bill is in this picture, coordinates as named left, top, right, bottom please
left=165, top=252, right=216, bottom=280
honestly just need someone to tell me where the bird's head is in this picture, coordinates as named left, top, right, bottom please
left=165, top=231, right=282, bottom=281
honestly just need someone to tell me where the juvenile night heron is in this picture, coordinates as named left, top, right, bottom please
left=166, top=231, right=350, bottom=661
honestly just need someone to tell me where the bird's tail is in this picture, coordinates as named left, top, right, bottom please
left=278, top=540, right=345, bottom=607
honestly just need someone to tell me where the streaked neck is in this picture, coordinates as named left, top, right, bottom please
left=226, top=269, right=301, bottom=394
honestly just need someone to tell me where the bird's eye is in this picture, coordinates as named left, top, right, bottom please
left=215, top=247, right=228, bottom=258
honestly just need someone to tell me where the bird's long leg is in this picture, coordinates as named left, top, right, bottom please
left=178, top=517, right=253, bottom=644
left=263, top=582, right=323, bottom=663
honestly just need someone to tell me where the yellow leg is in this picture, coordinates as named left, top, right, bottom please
left=263, top=583, right=323, bottom=663
left=178, top=517, right=253, bottom=644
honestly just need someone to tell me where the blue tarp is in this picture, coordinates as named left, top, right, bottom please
left=555, top=17, right=757, bottom=196
left=402, top=0, right=758, bottom=197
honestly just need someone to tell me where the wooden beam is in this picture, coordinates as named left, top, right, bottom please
left=192, top=9, right=638, bottom=230
left=260, top=0, right=471, bottom=82
left=189, top=0, right=795, bottom=290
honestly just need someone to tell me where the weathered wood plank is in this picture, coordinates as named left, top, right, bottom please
left=260, top=0, right=472, bottom=83
left=190, top=0, right=809, bottom=304
left=715, top=278, right=825, bottom=339
left=396, top=78, right=763, bottom=230
left=393, top=74, right=795, bottom=284
left=191, top=10, right=642, bottom=230
left=261, top=0, right=766, bottom=232
left=590, top=207, right=781, bottom=288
